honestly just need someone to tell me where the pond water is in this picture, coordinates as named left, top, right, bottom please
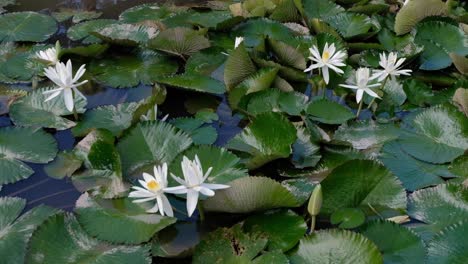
left=0, top=0, right=244, bottom=211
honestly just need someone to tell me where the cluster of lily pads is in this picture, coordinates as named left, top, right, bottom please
left=0, top=0, right=467, bottom=263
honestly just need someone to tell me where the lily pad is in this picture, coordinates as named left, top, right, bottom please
left=399, top=104, right=468, bottom=164
left=117, top=120, right=192, bottom=177
left=90, top=51, right=178, bottom=88
left=119, top=3, right=172, bottom=23
left=414, top=21, right=468, bottom=70
left=226, top=112, right=297, bottom=169
left=157, top=73, right=225, bottom=95
left=246, top=89, right=307, bottom=116
left=394, top=0, right=447, bottom=35
left=0, top=127, right=57, bottom=185
left=320, top=159, right=406, bottom=216
left=75, top=193, right=176, bottom=244
left=330, top=208, right=366, bottom=229
left=302, top=0, right=344, bottom=21
left=408, top=183, right=468, bottom=231
left=93, top=23, right=159, bottom=46
left=192, top=224, right=267, bottom=263
left=203, top=176, right=301, bottom=213
left=27, top=213, right=152, bottom=264
left=244, top=209, right=306, bottom=252
left=9, top=87, right=87, bottom=130
left=0, top=12, right=57, bottom=42
left=170, top=117, right=218, bottom=145
left=149, top=27, right=210, bottom=57
left=289, top=229, right=383, bottom=264
left=333, top=120, right=399, bottom=150
left=306, top=98, right=354, bottom=125
left=427, top=220, right=468, bottom=264
left=0, top=197, right=59, bottom=264
left=360, top=221, right=426, bottom=264
left=67, top=19, right=119, bottom=44
left=325, top=12, right=378, bottom=39
left=224, top=43, right=257, bottom=90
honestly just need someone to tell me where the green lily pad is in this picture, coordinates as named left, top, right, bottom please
left=72, top=100, right=147, bottom=137
left=67, top=19, right=119, bottom=44
left=224, top=43, right=257, bottom=90
left=192, top=224, right=267, bottom=264
left=226, top=112, right=297, bottom=169
left=360, top=221, right=426, bottom=264
left=0, top=127, right=57, bottom=185
left=185, top=48, right=227, bottom=76
left=427, top=220, right=468, bottom=264
left=149, top=27, right=210, bottom=57
left=320, top=159, right=406, bottom=216
left=75, top=193, right=176, bottom=244
left=333, top=120, right=399, bottom=150
left=93, top=23, right=159, bottom=46
left=330, top=208, right=366, bottom=229
left=9, top=87, right=87, bottom=130
left=27, top=213, right=152, bottom=264
left=306, top=98, right=354, bottom=125
left=291, top=124, right=321, bottom=169
left=408, top=183, right=468, bottom=231
left=414, top=21, right=468, bottom=70
left=246, top=89, right=307, bottom=116
left=302, top=0, right=344, bottom=21
left=52, top=9, right=102, bottom=23
left=268, top=38, right=306, bottom=70
left=394, top=0, right=447, bottom=35
left=157, top=73, right=225, bottom=95
left=0, top=12, right=57, bottom=42
left=119, top=4, right=172, bottom=23
left=0, top=197, right=59, bottom=264
left=244, top=209, right=306, bottom=252
left=117, top=120, right=192, bottom=177
left=233, top=18, right=295, bottom=46
left=43, top=151, right=82, bottom=179
left=90, top=51, right=178, bottom=88
left=380, top=141, right=449, bottom=191
left=203, top=176, right=301, bottom=213
left=399, top=104, right=468, bottom=164
left=170, top=117, right=218, bottom=145
left=325, top=12, right=378, bottom=39
left=290, top=229, right=383, bottom=264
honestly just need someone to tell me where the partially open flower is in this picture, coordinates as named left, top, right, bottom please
left=372, top=52, right=412, bottom=81
left=340, top=67, right=381, bottom=103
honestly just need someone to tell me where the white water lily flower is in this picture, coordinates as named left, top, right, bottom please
left=141, top=104, right=169, bottom=122
left=304, top=42, right=346, bottom=84
left=42, top=60, right=88, bottom=112
left=372, top=52, right=412, bottom=81
left=36, top=47, right=59, bottom=65
left=129, top=163, right=174, bottom=216
left=340, top=67, right=381, bottom=103
left=234, top=36, right=244, bottom=48
left=165, top=155, right=230, bottom=217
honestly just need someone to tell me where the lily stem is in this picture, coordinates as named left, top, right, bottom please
left=367, top=77, right=388, bottom=110
left=72, top=107, right=79, bottom=121
left=356, top=100, right=363, bottom=119
left=197, top=203, right=205, bottom=222
left=310, top=216, right=316, bottom=233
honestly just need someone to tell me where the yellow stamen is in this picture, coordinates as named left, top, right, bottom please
left=322, top=51, right=330, bottom=61
left=147, top=180, right=160, bottom=191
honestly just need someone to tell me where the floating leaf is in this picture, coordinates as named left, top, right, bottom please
left=394, top=0, right=447, bottom=35
left=268, top=39, right=306, bottom=70
left=9, top=87, right=87, bottom=130
left=157, top=73, right=225, bottom=94
left=325, top=12, right=378, bottom=39
left=72, top=101, right=145, bottom=137
left=119, top=3, right=172, bottom=23
left=320, top=160, right=406, bottom=216
left=149, top=27, right=210, bottom=57
left=0, top=12, right=57, bottom=42
left=380, top=141, right=450, bottom=191
left=192, top=224, right=267, bottom=263
left=246, top=89, right=307, bottom=116
left=75, top=193, right=176, bottom=244
left=306, top=98, right=354, bottom=125
left=185, top=48, right=227, bottom=76
left=427, top=220, right=468, bottom=264
left=334, top=120, right=399, bottom=150
left=27, top=213, right=152, bottom=264
left=68, top=19, right=119, bottom=44
left=0, top=197, right=59, bottom=264
left=303, top=0, right=344, bottom=20
left=90, top=51, right=178, bottom=88
left=226, top=112, right=296, bottom=169
left=408, top=183, right=468, bottom=231
left=290, top=229, right=383, bottom=264
left=244, top=210, right=306, bottom=252
left=224, top=43, right=257, bottom=90
left=414, top=21, right=468, bottom=70
left=360, top=221, right=426, bottom=264
left=291, top=124, right=321, bottom=168
left=171, top=117, right=218, bottom=145
left=203, top=177, right=301, bottom=213
left=330, top=208, right=366, bottom=229
left=399, top=105, right=468, bottom=164
left=0, top=127, right=57, bottom=185
left=93, top=23, right=159, bottom=46
left=233, top=18, right=295, bottom=46
left=117, top=121, right=192, bottom=177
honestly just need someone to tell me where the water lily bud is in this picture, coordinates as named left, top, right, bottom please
left=55, top=40, right=61, bottom=58
left=307, top=184, right=322, bottom=217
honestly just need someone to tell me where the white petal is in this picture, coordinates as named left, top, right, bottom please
left=142, top=172, right=155, bottom=183
left=186, top=189, right=199, bottom=217
left=164, top=185, right=188, bottom=194
left=356, top=89, right=364, bottom=103
left=198, top=186, right=215, bottom=196
left=201, top=183, right=230, bottom=190
left=340, top=84, right=359, bottom=90
left=161, top=194, right=174, bottom=217
left=322, top=66, right=330, bottom=84
left=146, top=203, right=159, bottom=213
left=63, top=88, right=74, bottom=112
left=44, top=90, right=62, bottom=102
left=170, top=173, right=187, bottom=186
left=132, top=196, right=157, bottom=203
left=364, top=88, right=381, bottom=99
left=156, top=195, right=165, bottom=216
